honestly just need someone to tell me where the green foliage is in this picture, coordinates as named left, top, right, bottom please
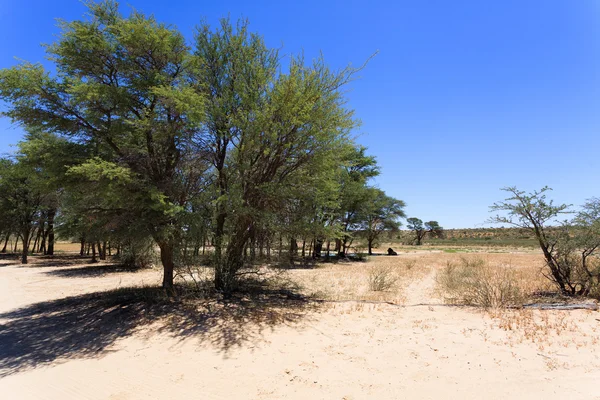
left=0, top=157, right=48, bottom=262
left=407, top=217, right=443, bottom=245
left=0, top=0, right=210, bottom=288
left=489, top=187, right=600, bottom=296
left=333, top=145, right=381, bottom=255
left=117, top=238, right=157, bottom=269
left=359, top=189, right=405, bottom=254
left=0, top=1, right=404, bottom=294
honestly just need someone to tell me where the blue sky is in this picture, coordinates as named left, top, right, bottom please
left=0, top=0, right=598, bottom=228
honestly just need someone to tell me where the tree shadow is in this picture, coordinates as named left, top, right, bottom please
left=277, top=258, right=321, bottom=270
left=0, top=253, right=19, bottom=266
left=44, top=264, right=143, bottom=278
left=0, top=285, right=317, bottom=377
left=25, top=254, right=95, bottom=268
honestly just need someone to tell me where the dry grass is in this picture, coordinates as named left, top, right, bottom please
left=434, top=254, right=554, bottom=307
left=289, top=256, right=429, bottom=304
left=483, top=308, right=600, bottom=370
left=286, top=250, right=555, bottom=308
left=367, top=264, right=399, bottom=291
left=2, top=240, right=82, bottom=253
left=52, top=242, right=83, bottom=252
left=435, top=257, right=527, bottom=308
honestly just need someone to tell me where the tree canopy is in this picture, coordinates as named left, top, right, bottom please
left=0, top=1, right=405, bottom=294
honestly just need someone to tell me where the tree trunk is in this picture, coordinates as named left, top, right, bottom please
left=334, top=239, right=341, bottom=253
left=91, top=243, right=97, bottom=263
left=289, top=237, right=297, bottom=263
left=32, top=227, right=41, bottom=255
left=215, top=219, right=252, bottom=295
left=47, top=209, right=56, bottom=255
left=214, top=211, right=226, bottom=270
left=101, top=241, right=107, bottom=260
left=416, top=233, right=422, bottom=246
left=249, top=229, right=256, bottom=262
left=266, top=237, right=271, bottom=258
left=80, top=238, right=85, bottom=256
left=1, top=233, right=9, bottom=253
left=301, top=239, right=306, bottom=258
left=21, top=230, right=30, bottom=264
left=258, top=235, right=264, bottom=258
left=39, top=229, right=46, bottom=254
left=368, top=238, right=374, bottom=255
left=158, top=241, right=175, bottom=293
left=338, top=237, right=348, bottom=257
left=313, top=238, right=323, bottom=259
left=278, top=234, right=283, bottom=260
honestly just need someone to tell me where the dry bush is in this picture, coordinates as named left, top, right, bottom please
left=436, top=257, right=525, bottom=308
left=403, top=258, right=417, bottom=270
left=367, top=264, right=399, bottom=291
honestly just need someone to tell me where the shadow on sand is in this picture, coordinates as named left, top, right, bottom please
left=0, top=285, right=317, bottom=377
left=0, top=254, right=19, bottom=267
left=26, top=254, right=96, bottom=268
left=44, top=263, right=142, bottom=278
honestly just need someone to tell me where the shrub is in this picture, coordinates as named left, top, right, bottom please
left=436, top=257, right=524, bottom=308
left=368, top=264, right=399, bottom=291
left=355, top=252, right=368, bottom=261
left=403, top=258, right=417, bottom=270
left=119, top=239, right=156, bottom=269
left=489, top=188, right=600, bottom=296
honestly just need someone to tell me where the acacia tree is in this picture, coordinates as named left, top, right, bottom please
left=334, top=146, right=380, bottom=256
left=0, top=1, right=208, bottom=291
left=274, top=156, right=342, bottom=263
left=572, top=198, right=600, bottom=289
left=425, top=221, right=444, bottom=239
left=406, top=218, right=426, bottom=245
left=195, top=20, right=363, bottom=292
left=0, top=1, right=375, bottom=296
left=359, top=189, right=406, bottom=255
left=16, top=130, right=87, bottom=255
left=489, top=187, right=600, bottom=295
left=406, top=218, right=443, bottom=245
left=0, top=159, right=46, bottom=263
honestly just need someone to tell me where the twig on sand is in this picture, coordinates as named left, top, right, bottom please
left=522, top=303, right=598, bottom=311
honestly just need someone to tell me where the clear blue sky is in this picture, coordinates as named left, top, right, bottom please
left=1, top=0, right=598, bottom=228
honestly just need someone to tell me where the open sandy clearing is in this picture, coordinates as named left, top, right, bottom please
left=1, top=253, right=600, bottom=399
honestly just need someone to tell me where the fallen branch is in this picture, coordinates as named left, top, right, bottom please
left=522, top=303, right=598, bottom=311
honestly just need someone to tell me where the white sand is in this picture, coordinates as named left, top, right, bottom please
left=1, top=255, right=599, bottom=399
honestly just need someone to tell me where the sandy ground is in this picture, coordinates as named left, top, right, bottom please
left=1, top=252, right=600, bottom=399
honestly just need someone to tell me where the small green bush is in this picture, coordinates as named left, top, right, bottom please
left=119, top=239, right=156, bottom=269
